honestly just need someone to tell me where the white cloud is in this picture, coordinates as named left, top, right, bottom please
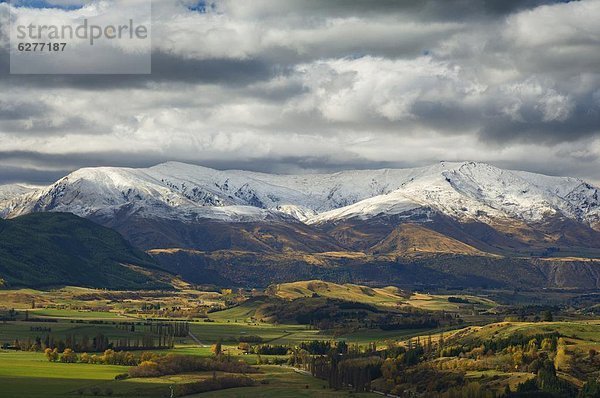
left=1, top=0, right=600, bottom=184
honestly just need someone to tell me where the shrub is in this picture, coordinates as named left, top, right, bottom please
left=80, top=353, right=91, bottom=363
left=44, top=348, right=59, bottom=362
left=60, top=348, right=78, bottom=363
left=128, top=361, right=160, bottom=378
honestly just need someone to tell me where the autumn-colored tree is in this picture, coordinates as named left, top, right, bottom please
left=60, top=348, right=78, bottom=363
left=238, top=342, right=250, bottom=352
left=541, top=337, right=555, bottom=351
left=512, top=349, right=524, bottom=369
left=140, top=351, right=156, bottom=362
left=554, top=344, right=571, bottom=371
left=211, top=341, right=222, bottom=356
left=44, top=347, right=59, bottom=362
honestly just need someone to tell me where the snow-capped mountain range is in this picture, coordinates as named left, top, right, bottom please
left=0, top=184, right=37, bottom=203
left=1, top=161, right=599, bottom=230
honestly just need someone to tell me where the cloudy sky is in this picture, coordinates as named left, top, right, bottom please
left=1, top=0, right=600, bottom=185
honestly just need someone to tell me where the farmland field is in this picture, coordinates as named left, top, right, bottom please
left=1, top=283, right=600, bottom=397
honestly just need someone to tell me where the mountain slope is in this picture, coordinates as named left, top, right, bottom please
left=0, top=184, right=37, bottom=202
left=310, top=162, right=600, bottom=228
left=2, top=161, right=600, bottom=268
left=369, top=223, right=489, bottom=256
left=149, top=248, right=600, bottom=289
left=4, top=161, right=598, bottom=228
left=98, top=215, right=345, bottom=252
left=0, top=213, right=169, bottom=289
left=1, top=162, right=421, bottom=223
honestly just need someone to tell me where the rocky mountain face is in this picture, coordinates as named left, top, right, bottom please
left=2, top=161, right=600, bottom=289
left=0, top=184, right=36, bottom=204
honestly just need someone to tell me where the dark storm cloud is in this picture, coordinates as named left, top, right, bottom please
left=0, top=150, right=168, bottom=170
left=222, top=0, right=567, bottom=21
left=0, top=149, right=412, bottom=185
left=203, top=156, right=413, bottom=175
left=480, top=100, right=600, bottom=145
left=0, top=49, right=276, bottom=90
left=1, top=0, right=600, bottom=185
left=0, top=100, right=48, bottom=120
left=0, top=164, right=69, bottom=185
left=0, top=115, right=101, bottom=136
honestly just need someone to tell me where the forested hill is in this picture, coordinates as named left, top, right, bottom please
left=0, top=213, right=169, bottom=290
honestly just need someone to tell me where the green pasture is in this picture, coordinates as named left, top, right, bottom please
left=0, top=350, right=130, bottom=398
left=0, top=351, right=378, bottom=398
left=0, top=320, right=155, bottom=346
left=188, top=365, right=377, bottom=398
left=188, top=322, right=326, bottom=345
left=29, top=308, right=125, bottom=319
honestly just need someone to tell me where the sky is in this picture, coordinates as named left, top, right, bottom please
left=0, top=0, right=600, bottom=185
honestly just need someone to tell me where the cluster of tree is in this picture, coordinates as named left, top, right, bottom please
left=439, top=382, right=496, bottom=398
left=29, top=326, right=51, bottom=332
left=144, top=322, right=188, bottom=343
left=44, top=348, right=77, bottom=363
left=249, top=296, right=458, bottom=334
left=578, top=380, right=600, bottom=398
left=279, top=340, right=381, bottom=392
left=515, top=359, right=577, bottom=397
left=255, top=354, right=288, bottom=366
left=447, top=297, right=471, bottom=304
left=299, top=340, right=334, bottom=355
left=138, top=304, right=207, bottom=319
left=44, top=348, right=138, bottom=366
left=256, top=297, right=377, bottom=328
left=438, top=332, right=560, bottom=359
left=251, top=344, right=289, bottom=355
left=9, top=330, right=171, bottom=353
left=499, top=306, right=558, bottom=323
left=437, top=335, right=568, bottom=375
left=330, top=356, right=382, bottom=392
left=128, top=353, right=256, bottom=378
left=238, top=335, right=263, bottom=343
left=140, top=303, right=161, bottom=311
left=376, top=334, right=474, bottom=395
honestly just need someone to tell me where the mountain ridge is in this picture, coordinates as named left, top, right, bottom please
left=2, top=161, right=600, bottom=268
left=2, top=161, right=600, bottom=290
left=2, top=161, right=599, bottom=230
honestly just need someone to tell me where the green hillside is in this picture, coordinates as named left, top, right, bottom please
left=0, top=213, right=169, bottom=290
left=268, top=280, right=408, bottom=306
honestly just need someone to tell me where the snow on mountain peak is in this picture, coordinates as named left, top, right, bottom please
left=1, top=161, right=599, bottom=229
left=0, top=184, right=37, bottom=202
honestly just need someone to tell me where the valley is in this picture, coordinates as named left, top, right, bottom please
left=1, top=280, right=600, bottom=397
left=1, top=161, right=600, bottom=397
